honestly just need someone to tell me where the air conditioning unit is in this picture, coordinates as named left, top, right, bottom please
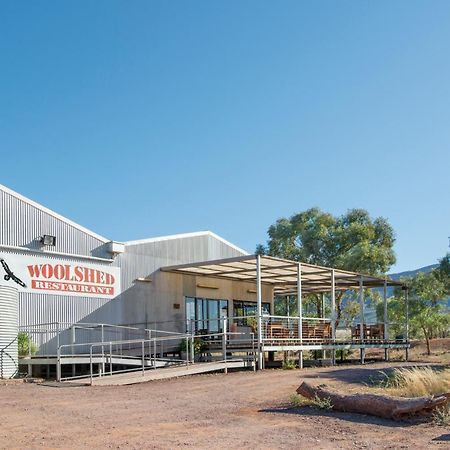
left=106, top=241, right=125, bottom=255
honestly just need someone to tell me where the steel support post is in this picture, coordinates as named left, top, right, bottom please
left=89, top=346, right=93, bottom=385
left=190, top=327, right=195, bottom=363
left=222, top=316, right=228, bottom=374
left=322, top=292, right=326, bottom=361
left=297, top=263, right=303, bottom=369
left=28, top=328, right=32, bottom=378
left=383, top=279, right=389, bottom=361
left=256, top=255, right=263, bottom=370
left=405, top=287, right=409, bottom=361
left=56, top=322, right=60, bottom=355
left=148, top=329, right=152, bottom=366
left=109, top=341, right=113, bottom=376
left=251, top=333, right=256, bottom=371
left=56, top=345, right=61, bottom=382
left=71, top=326, right=76, bottom=377
left=359, top=276, right=365, bottom=364
left=101, top=324, right=105, bottom=376
left=331, top=269, right=336, bottom=365
left=185, top=333, right=189, bottom=366
left=141, top=340, right=145, bottom=375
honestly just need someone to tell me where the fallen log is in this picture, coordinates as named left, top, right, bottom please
left=296, top=381, right=450, bottom=420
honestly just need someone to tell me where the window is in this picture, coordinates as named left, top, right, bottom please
left=185, top=297, right=228, bottom=334
left=233, top=300, right=271, bottom=326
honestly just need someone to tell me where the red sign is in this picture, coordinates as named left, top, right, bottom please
left=0, top=254, right=120, bottom=299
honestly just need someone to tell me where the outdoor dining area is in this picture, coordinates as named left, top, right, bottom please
left=163, top=254, right=409, bottom=369
left=351, top=323, right=385, bottom=341
left=263, top=319, right=387, bottom=345
left=264, top=319, right=332, bottom=344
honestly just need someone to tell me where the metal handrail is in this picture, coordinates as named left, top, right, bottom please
left=58, top=333, right=191, bottom=351
left=20, top=321, right=186, bottom=336
left=0, top=335, right=19, bottom=379
left=56, top=329, right=256, bottom=383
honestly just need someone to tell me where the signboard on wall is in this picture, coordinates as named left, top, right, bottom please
left=0, top=253, right=120, bottom=299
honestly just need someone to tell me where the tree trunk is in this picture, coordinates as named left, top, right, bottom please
left=335, top=292, right=344, bottom=328
left=422, top=326, right=431, bottom=355
left=314, top=294, right=321, bottom=318
left=296, top=382, right=450, bottom=420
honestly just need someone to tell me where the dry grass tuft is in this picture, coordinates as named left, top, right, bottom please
left=288, top=393, right=309, bottom=407
left=432, top=403, right=450, bottom=426
left=379, top=367, right=450, bottom=397
left=289, top=393, right=333, bottom=410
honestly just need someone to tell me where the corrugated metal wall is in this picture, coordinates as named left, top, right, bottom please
left=0, top=186, right=120, bottom=333
left=0, top=188, right=109, bottom=257
left=118, top=233, right=245, bottom=292
left=0, top=185, right=248, bottom=339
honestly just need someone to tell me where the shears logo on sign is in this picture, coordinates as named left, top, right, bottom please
left=0, top=258, right=26, bottom=287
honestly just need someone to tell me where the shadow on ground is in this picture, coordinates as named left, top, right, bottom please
left=299, top=363, right=446, bottom=386
left=260, top=405, right=422, bottom=428
left=432, top=434, right=450, bottom=441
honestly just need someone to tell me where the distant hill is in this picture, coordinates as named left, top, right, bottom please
left=389, top=264, right=438, bottom=281
left=386, top=263, right=450, bottom=312
left=356, top=263, right=442, bottom=324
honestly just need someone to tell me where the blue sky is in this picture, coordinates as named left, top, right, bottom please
left=1, top=1, right=449, bottom=272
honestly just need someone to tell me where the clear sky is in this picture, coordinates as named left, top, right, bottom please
left=1, top=1, right=449, bottom=272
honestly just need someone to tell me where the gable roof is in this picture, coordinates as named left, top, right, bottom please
left=0, top=184, right=109, bottom=243
left=125, top=231, right=249, bottom=255
left=0, top=185, right=249, bottom=255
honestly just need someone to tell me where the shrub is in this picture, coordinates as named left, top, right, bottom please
left=17, top=332, right=38, bottom=356
left=179, top=337, right=205, bottom=355
left=291, top=392, right=333, bottom=410
left=311, top=394, right=333, bottom=410
left=289, top=393, right=304, bottom=407
left=335, top=349, right=352, bottom=360
left=282, top=359, right=297, bottom=370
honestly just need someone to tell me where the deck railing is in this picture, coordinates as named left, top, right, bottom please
left=56, top=329, right=256, bottom=383
left=185, top=314, right=407, bottom=345
left=261, top=315, right=332, bottom=344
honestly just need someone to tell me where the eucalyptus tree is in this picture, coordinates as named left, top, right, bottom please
left=378, top=269, right=450, bottom=355
left=257, top=208, right=396, bottom=322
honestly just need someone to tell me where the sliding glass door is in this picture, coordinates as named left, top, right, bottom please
left=233, top=300, right=271, bottom=326
left=185, top=297, right=228, bottom=334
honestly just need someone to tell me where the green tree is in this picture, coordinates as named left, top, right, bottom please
left=340, top=299, right=361, bottom=327
left=376, top=295, right=406, bottom=340
left=258, top=208, right=396, bottom=321
left=410, top=306, right=449, bottom=355
left=435, top=253, right=450, bottom=294
left=413, top=271, right=447, bottom=307
left=378, top=269, right=450, bottom=355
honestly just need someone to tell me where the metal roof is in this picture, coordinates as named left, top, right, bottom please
left=125, top=231, right=249, bottom=255
left=0, top=184, right=109, bottom=243
left=162, top=254, right=402, bottom=295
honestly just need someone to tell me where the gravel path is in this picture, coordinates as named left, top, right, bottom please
left=0, top=362, right=448, bottom=449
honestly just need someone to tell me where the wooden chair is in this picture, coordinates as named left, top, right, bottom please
left=266, top=323, right=289, bottom=341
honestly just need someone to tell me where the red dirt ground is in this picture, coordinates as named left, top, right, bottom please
left=1, top=361, right=450, bottom=449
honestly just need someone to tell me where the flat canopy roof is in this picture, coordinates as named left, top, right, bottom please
left=161, top=255, right=403, bottom=295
